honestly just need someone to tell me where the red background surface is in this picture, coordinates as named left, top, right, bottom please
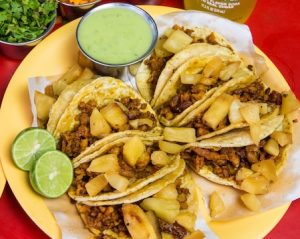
left=1, top=0, right=300, bottom=238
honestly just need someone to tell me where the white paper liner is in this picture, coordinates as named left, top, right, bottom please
left=27, top=10, right=300, bottom=238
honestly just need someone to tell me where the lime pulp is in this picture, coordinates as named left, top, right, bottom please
left=32, top=150, right=73, bottom=198
left=11, top=128, right=56, bottom=171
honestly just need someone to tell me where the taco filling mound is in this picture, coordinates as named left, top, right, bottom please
left=76, top=173, right=202, bottom=239
left=184, top=81, right=283, bottom=139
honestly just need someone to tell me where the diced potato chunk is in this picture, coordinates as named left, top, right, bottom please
left=129, top=62, right=141, bottom=76
left=151, top=151, right=171, bottom=167
left=184, top=230, right=205, bottom=239
left=263, top=138, right=280, bottom=156
left=251, top=159, right=277, bottom=182
left=77, top=67, right=94, bottom=81
left=123, top=136, right=146, bottom=167
left=198, top=76, right=218, bottom=86
left=239, top=103, right=260, bottom=124
left=34, top=91, right=56, bottom=121
left=60, top=64, right=83, bottom=84
left=203, top=94, right=234, bottom=130
left=145, top=211, right=162, bottom=239
left=209, top=191, right=225, bottom=218
left=175, top=212, right=196, bottom=232
left=155, top=37, right=173, bottom=58
left=271, top=131, right=292, bottom=146
left=281, top=91, right=300, bottom=115
left=240, top=174, right=270, bottom=194
left=219, top=62, right=240, bottom=81
left=240, top=193, right=261, bottom=212
left=180, top=74, right=202, bottom=85
left=163, top=30, right=193, bottom=53
left=163, top=127, right=196, bottom=143
left=52, top=80, right=68, bottom=96
left=158, top=141, right=183, bottom=154
left=122, top=204, right=157, bottom=239
left=154, top=183, right=178, bottom=200
left=229, top=99, right=244, bottom=124
left=104, top=172, right=129, bottom=192
left=203, top=57, right=224, bottom=78
left=100, top=103, right=128, bottom=129
left=85, top=175, right=108, bottom=196
left=140, top=198, right=180, bottom=224
left=164, top=28, right=175, bottom=37
left=87, top=154, right=119, bottom=173
left=136, top=151, right=151, bottom=168
left=90, top=108, right=112, bottom=137
left=162, top=233, right=174, bottom=239
left=236, top=167, right=254, bottom=181
left=250, top=123, right=261, bottom=146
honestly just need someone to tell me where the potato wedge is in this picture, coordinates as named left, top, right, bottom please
left=250, top=123, right=261, bottom=146
left=158, top=141, right=183, bottom=154
left=203, top=94, right=234, bottom=130
left=251, top=159, right=277, bottom=182
left=175, top=212, right=196, bottom=232
left=85, top=175, right=108, bottom=196
left=122, top=204, right=157, bottom=239
left=154, top=183, right=178, bottom=200
left=263, top=138, right=280, bottom=156
left=34, top=91, right=56, bottom=121
left=163, top=30, right=193, bottom=53
left=100, top=103, right=128, bottom=129
left=229, top=99, right=244, bottom=124
left=281, top=91, right=300, bottom=115
left=123, top=136, right=146, bottom=167
left=87, top=154, right=119, bottom=173
left=151, top=151, right=171, bottom=167
left=240, top=193, right=261, bottom=212
left=240, top=174, right=270, bottom=194
left=104, top=172, right=129, bottom=192
left=271, top=131, right=292, bottom=146
left=77, top=67, right=94, bottom=81
left=90, top=108, right=112, bottom=137
left=180, top=73, right=202, bottom=85
left=52, top=80, right=68, bottom=96
left=140, top=198, right=180, bottom=224
left=209, top=191, right=225, bottom=218
left=163, top=127, right=196, bottom=143
left=240, top=103, right=260, bottom=124
left=203, top=56, right=224, bottom=78
left=236, top=167, right=254, bottom=181
left=60, top=64, right=83, bottom=84
left=145, top=211, right=162, bottom=239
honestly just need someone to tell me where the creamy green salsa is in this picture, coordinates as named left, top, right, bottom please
left=78, top=8, right=153, bottom=64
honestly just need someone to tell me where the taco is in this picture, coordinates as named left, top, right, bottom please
left=174, top=79, right=284, bottom=141
left=181, top=115, right=292, bottom=192
left=136, top=25, right=240, bottom=103
left=52, top=77, right=160, bottom=159
left=76, top=170, right=203, bottom=239
left=68, top=133, right=186, bottom=202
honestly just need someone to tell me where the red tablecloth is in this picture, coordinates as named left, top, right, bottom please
left=1, top=0, right=300, bottom=238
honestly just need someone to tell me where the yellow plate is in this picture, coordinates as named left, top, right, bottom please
left=0, top=159, right=6, bottom=197
left=0, top=5, right=290, bottom=239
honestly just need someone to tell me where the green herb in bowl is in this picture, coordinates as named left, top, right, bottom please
left=0, top=0, right=57, bottom=43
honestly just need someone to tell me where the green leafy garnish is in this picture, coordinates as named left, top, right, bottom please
left=0, top=0, right=57, bottom=43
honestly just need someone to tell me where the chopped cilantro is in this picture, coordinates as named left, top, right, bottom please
left=0, top=0, right=57, bottom=43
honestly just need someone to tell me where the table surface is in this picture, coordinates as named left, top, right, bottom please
left=1, top=0, right=300, bottom=238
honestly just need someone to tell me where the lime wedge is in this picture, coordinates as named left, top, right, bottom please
left=11, top=128, right=56, bottom=171
left=32, top=150, right=73, bottom=198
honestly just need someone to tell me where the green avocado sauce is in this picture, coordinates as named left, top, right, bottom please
left=78, top=8, right=153, bottom=64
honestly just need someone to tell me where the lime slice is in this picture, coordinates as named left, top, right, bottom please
left=29, top=169, right=45, bottom=197
left=11, top=128, right=56, bottom=171
left=33, top=150, right=73, bottom=198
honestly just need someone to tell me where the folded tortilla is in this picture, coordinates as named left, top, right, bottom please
left=182, top=115, right=292, bottom=189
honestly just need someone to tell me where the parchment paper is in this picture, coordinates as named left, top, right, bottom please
left=27, top=10, right=300, bottom=238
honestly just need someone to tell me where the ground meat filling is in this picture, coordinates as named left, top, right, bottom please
left=190, top=82, right=283, bottom=137
left=79, top=205, right=129, bottom=238
left=159, top=84, right=212, bottom=120
left=59, top=97, right=156, bottom=158
left=72, top=144, right=162, bottom=196
left=182, top=138, right=280, bottom=179
left=158, top=218, right=188, bottom=239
